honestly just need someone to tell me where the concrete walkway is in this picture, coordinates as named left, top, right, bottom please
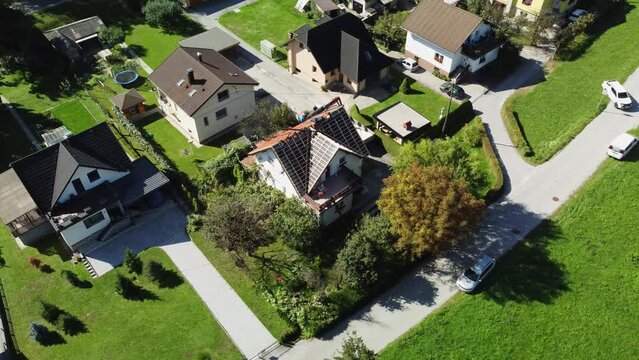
left=161, top=240, right=278, bottom=360
left=1, top=95, right=41, bottom=150
left=280, top=69, right=639, bottom=359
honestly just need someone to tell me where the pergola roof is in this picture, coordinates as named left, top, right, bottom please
left=375, top=102, right=431, bottom=138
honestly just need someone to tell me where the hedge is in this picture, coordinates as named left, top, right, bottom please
left=502, top=91, right=534, bottom=157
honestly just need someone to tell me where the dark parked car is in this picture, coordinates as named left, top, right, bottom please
left=439, top=82, right=465, bottom=99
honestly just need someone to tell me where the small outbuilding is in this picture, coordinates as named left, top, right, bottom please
left=110, top=89, right=146, bottom=118
left=178, top=27, right=241, bottom=58
left=375, top=102, right=431, bottom=144
left=44, top=16, right=105, bottom=61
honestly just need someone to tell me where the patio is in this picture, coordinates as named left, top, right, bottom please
left=375, top=101, right=431, bottom=144
left=83, top=201, right=189, bottom=276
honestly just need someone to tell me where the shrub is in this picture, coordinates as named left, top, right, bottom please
left=432, top=68, right=450, bottom=81
left=399, top=77, right=410, bottom=94
left=40, top=301, right=62, bottom=324
left=27, top=322, right=48, bottom=344
left=124, top=248, right=142, bottom=275
left=268, top=198, right=319, bottom=254
left=28, top=256, right=41, bottom=268
left=143, top=0, right=183, bottom=28
left=98, top=26, right=125, bottom=47
left=334, top=332, right=376, bottom=360
left=458, top=116, right=484, bottom=148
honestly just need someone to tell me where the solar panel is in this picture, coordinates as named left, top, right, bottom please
left=42, top=126, right=73, bottom=147
left=308, top=133, right=339, bottom=192
left=315, top=107, right=369, bottom=157
left=273, top=131, right=311, bottom=195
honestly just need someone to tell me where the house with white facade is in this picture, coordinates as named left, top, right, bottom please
left=0, top=123, right=170, bottom=251
left=149, top=45, right=258, bottom=146
left=402, top=0, right=501, bottom=77
left=243, top=98, right=370, bottom=225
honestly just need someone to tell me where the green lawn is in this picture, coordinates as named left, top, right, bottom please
left=191, top=232, right=296, bottom=341
left=125, top=24, right=184, bottom=69
left=219, top=0, right=314, bottom=65
left=0, top=230, right=241, bottom=359
left=49, top=99, right=102, bottom=133
left=0, top=108, right=34, bottom=171
left=139, top=115, right=223, bottom=178
left=380, top=128, right=639, bottom=359
left=508, top=1, right=639, bottom=163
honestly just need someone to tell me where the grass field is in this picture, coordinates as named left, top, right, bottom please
left=380, top=129, right=639, bottom=359
left=49, top=99, right=102, bottom=133
left=508, top=1, right=639, bottom=163
left=124, top=24, right=185, bottom=69
left=219, top=0, right=314, bottom=66
left=139, top=115, right=224, bottom=178
left=0, top=108, right=34, bottom=171
left=0, top=230, right=241, bottom=360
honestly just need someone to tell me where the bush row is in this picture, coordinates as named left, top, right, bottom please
left=502, top=93, right=534, bottom=157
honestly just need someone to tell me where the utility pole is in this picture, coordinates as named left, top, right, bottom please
left=441, top=91, right=453, bottom=138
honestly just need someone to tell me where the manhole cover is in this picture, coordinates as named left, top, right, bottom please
left=552, top=196, right=559, bottom=202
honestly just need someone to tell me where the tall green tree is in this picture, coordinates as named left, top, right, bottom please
left=143, top=0, right=182, bottom=28
left=393, top=137, right=488, bottom=197
left=337, top=215, right=397, bottom=290
left=267, top=197, right=319, bottom=253
left=370, top=11, right=408, bottom=51
left=99, top=26, right=125, bottom=47
left=378, top=164, right=484, bottom=260
left=241, top=100, right=296, bottom=139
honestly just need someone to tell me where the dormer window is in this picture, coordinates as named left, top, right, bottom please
left=87, top=170, right=100, bottom=183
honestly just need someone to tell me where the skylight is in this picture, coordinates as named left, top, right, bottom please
left=189, top=89, right=197, bottom=97
left=177, top=79, right=185, bottom=87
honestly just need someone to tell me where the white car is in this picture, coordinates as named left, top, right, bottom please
left=568, top=9, right=588, bottom=22
left=456, top=255, right=496, bottom=293
left=400, top=58, right=418, bottom=72
left=607, top=133, right=638, bottom=160
left=602, top=80, right=632, bottom=110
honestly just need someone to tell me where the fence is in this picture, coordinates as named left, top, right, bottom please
left=0, top=278, right=22, bottom=359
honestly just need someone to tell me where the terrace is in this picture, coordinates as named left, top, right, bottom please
left=305, top=167, right=361, bottom=211
left=461, top=35, right=502, bottom=60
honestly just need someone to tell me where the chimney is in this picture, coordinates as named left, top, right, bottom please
left=197, top=52, right=202, bottom=62
left=186, top=68, right=194, bottom=85
left=403, top=121, right=412, bottom=130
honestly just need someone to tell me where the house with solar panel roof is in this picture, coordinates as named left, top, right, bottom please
left=242, top=98, right=370, bottom=225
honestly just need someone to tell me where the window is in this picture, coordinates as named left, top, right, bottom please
left=434, top=53, right=444, bottom=63
left=312, top=66, right=317, bottom=72
left=203, top=116, right=209, bottom=126
left=87, top=170, right=100, bottom=183
left=83, top=211, right=105, bottom=229
left=479, top=56, right=486, bottom=64
left=217, top=90, right=229, bottom=102
left=71, top=178, right=85, bottom=194
left=300, top=43, right=304, bottom=49
left=215, top=108, right=228, bottom=120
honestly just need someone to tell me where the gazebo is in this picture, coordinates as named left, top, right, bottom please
left=375, top=102, right=431, bottom=144
left=110, top=89, right=146, bottom=119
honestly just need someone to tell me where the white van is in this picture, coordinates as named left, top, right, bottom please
left=607, top=133, right=638, bottom=160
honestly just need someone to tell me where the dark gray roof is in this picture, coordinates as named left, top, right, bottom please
left=252, top=98, right=369, bottom=196
left=313, top=0, right=339, bottom=12
left=11, top=123, right=131, bottom=212
left=44, top=16, right=105, bottom=43
left=110, top=88, right=146, bottom=111
left=0, top=169, right=38, bottom=224
left=178, top=28, right=240, bottom=52
left=289, top=13, right=393, bottom=81
left=149, top=47, right=258, bottom=116
left=51, top=157, right=169, bottom=217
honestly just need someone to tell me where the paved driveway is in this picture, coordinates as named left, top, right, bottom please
left=85, top=202, right=187, bottom=276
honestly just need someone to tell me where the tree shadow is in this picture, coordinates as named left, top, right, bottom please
left=124, top=282, right=160, bottom=301
left=126, top=44, right=148, bottom=58
left=60, top=313, right=88, bottom=336
left=156, top=268, right=184, bottom=289
left=62, top=270, right=93, bottom=289
left=40, top=330, right=66, bottom=346
left=33, top=235, right=72, bottom=262
left=162, top=15, right=205, bottom=37
left=40, top=264, right=55, bottom=274
left=482, top=220, right=569, bottom=304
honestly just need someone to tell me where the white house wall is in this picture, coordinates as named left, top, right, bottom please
left=57, top=167, right=128, bottom=205
left=255, top=149, right=298, bottom=197
left=159, top=84, right=257, bottom=145
left=60, top=208, right=110, bottom=247
left=465, top=46, right=500, bottom=72
left=320, top=192, right=353, bottom=225
left=405, top=32, right=462, bottom=74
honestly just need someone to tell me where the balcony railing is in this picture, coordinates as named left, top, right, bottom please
left=461, top=36, right=502, bottom=60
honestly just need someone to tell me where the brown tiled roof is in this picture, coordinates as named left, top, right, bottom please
left=402, top=0, right=483, bottom=53
left=110, top=88, right=145, bottom=111
left=148, top=47, right=258, bottom=116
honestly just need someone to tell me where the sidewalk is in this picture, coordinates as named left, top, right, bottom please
left=161, top=240, right=278, bottom=359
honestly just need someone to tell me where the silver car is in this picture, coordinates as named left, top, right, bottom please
left=456, top=255, right=496, bottom=293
